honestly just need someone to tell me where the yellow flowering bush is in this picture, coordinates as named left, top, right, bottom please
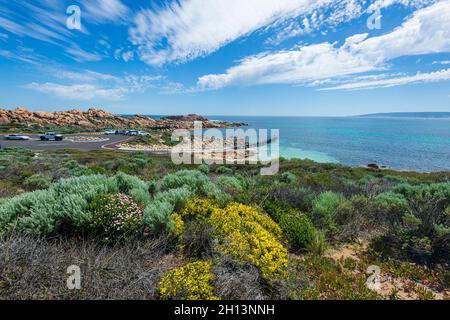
left=210, top=203, right=288, bottom=280
left=171, top=212, right=185, bottom=239
left=159, top=261, right=218, bottom=300
left=181, top=198, right=219, bottom=219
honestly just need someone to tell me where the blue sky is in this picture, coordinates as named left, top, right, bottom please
left=0, top=0, right=449, bottom=116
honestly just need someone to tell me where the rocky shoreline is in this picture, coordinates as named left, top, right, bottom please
left=0, top=107, right=246, bottom=131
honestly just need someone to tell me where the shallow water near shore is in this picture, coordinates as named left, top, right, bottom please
left=207, top=116, right=450, bottom=172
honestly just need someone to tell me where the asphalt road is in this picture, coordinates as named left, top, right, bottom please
left=0, top=134, right=130, bottom=151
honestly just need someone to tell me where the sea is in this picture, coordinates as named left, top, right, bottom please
left=123, top=114, right=450, bottom=173
left=210, top=116, right=450, bottom=173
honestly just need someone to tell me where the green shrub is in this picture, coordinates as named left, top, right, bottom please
left=280, top=171, right=296, bottom=183
left=115, top=171, right=148, bottom=194
left=279, top=212, right=316, bottom=250
left=263, top=200, right=317, bottom=250
left=87, top=193, right=142, bottom=242
left=0, top=173, right=149, bottom=236
left=307, top=230, right=328, bottom=256
left=129, top=188, right=152, bottom=208
left=23, top=174, right=51, bottom=191
left=216, top=176, right=243, bottom=193
left=311, top=191, right=346, bottom=231
left=143, top=200, right=175, bottom=234
left=154, top=187, right=193, bottom=212
left=148, top=180, right=158, bottom=196
left=56, top=160, right=91, bottom=178
left=159, top=170, right=224, bottom=202
left=215, top=166, right=233, bottom=174
left=198, top=164, right=210, bottom=175
left=373, top=192, right=409, bottom=231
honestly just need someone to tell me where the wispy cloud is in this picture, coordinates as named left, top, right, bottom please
left=64, top=45, right=103, bottom=63
left=197, top=1, right=450, bottom=90
left=321, top=68, right=450, bottom=90
left=24, top=67, right=167, bottom=101
left=24, top=82, right=127, bottom=101
left=80, top=0, right=130, bottom=24
left=129, top=0, right=336, bottom=66
left=433, top=60, right=450, bottom=65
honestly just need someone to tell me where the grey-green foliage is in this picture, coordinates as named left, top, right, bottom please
left=56, top=160, right=92, bottom=178
left=0, top=173, right=148, bottom=236
left=216, top=176, right=243, bottom=193
left=198, top=164, right=209, bottom=175
left=159, top=170, right=223, bottom=200
left=115, top=171, right=148, bottom=194
left=391, top=183, right=450, bottom=236
left=129, top=188, right=152, bottom=208
left=23, top=174, right=51, bottom=191
left=280, top=171, right=296, bottom=183
left=373, top=192, right=409, bottom=230
left=143, top=187, right=193, bottom=233
left=311, top=191, right=346, bottom=231
left=142, top=170, right=228, bottom=233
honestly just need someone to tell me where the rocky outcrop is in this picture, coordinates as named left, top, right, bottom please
left=0, top=108, right=245, bottom=130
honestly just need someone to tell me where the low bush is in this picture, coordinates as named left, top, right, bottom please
left=278, top=212, right=316, bottom=251
left=216, top=176, right=243, bottom=193
left=87, top=193, right=142, bottom=242
left=198, top=164, right=210, bottom=175
left=23, top=174, right=51, bottom=191
left=280, top=171, right=296, bottom=183
left=263, top=200, right=316, bottom=250
left=159, top=261, right=218, bottom=300
left=311, top=191, right=346, bottom=231
left=0, top=173, right=147, bottom=236
left=210, top=203, right=288, bottom=280
left=215, top=166, right=233, bottom=174
left=129, top=188, right=152, bottom=208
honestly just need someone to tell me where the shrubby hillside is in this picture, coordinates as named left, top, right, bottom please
left=0, top=148, right=448, bottom=299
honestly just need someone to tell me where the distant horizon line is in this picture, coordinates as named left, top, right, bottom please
left=2, top=106, right=450, bottom=118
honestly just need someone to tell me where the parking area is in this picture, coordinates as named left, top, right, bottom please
left=0, top=134, right=131, bottom=151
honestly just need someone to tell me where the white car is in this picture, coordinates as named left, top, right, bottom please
left=4, top=134, right=31, bottom=140
left=104, top=130, right=117, bottom=135
left=137, top=131, right=150, bottom=136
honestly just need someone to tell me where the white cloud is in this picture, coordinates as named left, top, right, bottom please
left=54, top=69, right=120, bottom=83
left=121, top=51, right=134, bottom=62
left=433, top=60, right=450, bottom=65
left=81, top=0, right=130, bottom=24
left=25, top=82, right=127, bottom=101
left=129, top=0, right=334, bottom=66
left=197, top=1, right=450, bottom=90
left=367, top=0, right=438, bottom=11
left=65, top=45, right=103, bottom=62
left=321, top=68, right=450, bottom=90
left=24, top=68, right=165, bottom=101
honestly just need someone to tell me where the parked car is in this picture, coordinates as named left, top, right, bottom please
left=104, top=130, right=117, bottom=135
left=40, top=132, right=63, bottom=141
left=115, top=130, right=128, bottom=135
left=4, top=134, right=31, bottom=140
left=127, top=130, right=139, bottom=136
left=137, top=131, right=150, bottom=136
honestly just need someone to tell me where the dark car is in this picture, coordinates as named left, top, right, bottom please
left=40, top=132, right=64, bottom=141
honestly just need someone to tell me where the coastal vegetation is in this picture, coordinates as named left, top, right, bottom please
left=0, top=147, right=448, bottom=299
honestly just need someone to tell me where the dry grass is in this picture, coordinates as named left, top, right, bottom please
left=0, top=234, right=183, bottom=300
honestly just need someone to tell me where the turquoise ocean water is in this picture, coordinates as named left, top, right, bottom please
left=208, top=116, right=450, bottom=172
